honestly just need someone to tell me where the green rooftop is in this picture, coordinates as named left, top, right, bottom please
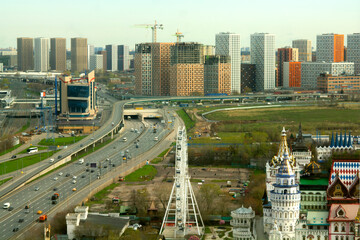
left=300, top=178, right=329, bottom=186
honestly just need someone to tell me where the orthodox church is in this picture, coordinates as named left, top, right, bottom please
left=291, top=123, right=312, bottom=171
left=263, top=128, right=301, bottom=239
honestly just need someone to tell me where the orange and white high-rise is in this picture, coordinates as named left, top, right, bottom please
left=316, top=33, right=344, bottom=62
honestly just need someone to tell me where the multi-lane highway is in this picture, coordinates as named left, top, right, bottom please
left=0, top=116, right=174, bottom=239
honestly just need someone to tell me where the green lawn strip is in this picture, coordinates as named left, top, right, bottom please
left=19, top=146, right=48, bottom=154
left=190, top=132, right=268, bottom=144
left=176, top=108, right=195, bottom=131
left=158, top=148, right=170, bottom=158
left=0, top=151, right=57, bottom=176
left=190, top=179, right=203, bottom=182
left=0, top=143, right=23, bottom=157
left=86, top=182, right=120, bottom=206
left=0, top=177, right=13, bottom=186
left=15, top=120, right=30, bottom=134
left=71, top=138, right=115, bottom=162
left=124, top=165, right=157, bottom=182
left=37, top=135, right=87, bottom=146
left=210, top=180, right=228, bottom=183
left=151, top=158, right=162, bottom=164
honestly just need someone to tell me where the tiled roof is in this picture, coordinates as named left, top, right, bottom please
left=328, top=204, right=360, bottom=221
left=330, top=160, right=360, bottom=187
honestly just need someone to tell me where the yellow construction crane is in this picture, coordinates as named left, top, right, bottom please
left=134, top=20, right=164, bottom=43
left=173, top=29, right=184, bottom=43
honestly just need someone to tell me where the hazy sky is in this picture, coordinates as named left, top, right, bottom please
left=1, top=0, right=359, bottom=50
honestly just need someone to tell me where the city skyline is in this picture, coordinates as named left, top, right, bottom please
left=1, top=0, right=359, bottom=50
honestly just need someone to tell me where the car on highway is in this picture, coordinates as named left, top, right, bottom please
left=53, top=177, right=58, bottom=181
left=81, top=175, right=85, bottom=178
left=13, top=228, right=19, bottom=232
left=86, top=168, right=90, bottom=172
left=53, top=188, right=58, bottom=191
left=65, top=173, right=70, bottom=177
left=58, top=172, right=63, bottom=176
left=34, top=187, right=40, bottom=191
left=123, top=137, right=127, bottom=142
left=90, top=170, right=94, bottom=173
left=3, top=203, right=10, bottom=209
left=8, top=207, right=14, bottom=211
left=37, top=210, right=42, bottom=214
left=57, top=155, right=62, bottom=159
left=72, top=180, right=76, bottom=184
left=104, top=165, right=107, bottom=168
left=73, top=176, right=77, bottom=179
left=154, top=137, right=158, bottom=141
left=49, top=158, right=54, bottom=163
left=86, top=163, right=89, bottom=166
left=72, top=188, right=77, bottom=191
left=18, top=219, right=24, bottom=223
left=11, top=155, right=17, bottom=159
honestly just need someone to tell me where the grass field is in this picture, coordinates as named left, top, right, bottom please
left=124, top=165, right=157, bottom=182
left=0, top=151, right=57, bottom=176
left=176, top=109, right=195, bottom=131
left=206, top=105, right=360, bottom=135
left=0, top=143, right=23, bottom=157
left=38, top=135, right=87, bottom=146
left=191, top=132, right=268, bottom=144
left=0, top=177, right=12, bottom=186
left=88, top=183, right=120, bottom=205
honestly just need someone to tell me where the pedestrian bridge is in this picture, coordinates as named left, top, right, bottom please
left=123, top=109, right=164, bottom=120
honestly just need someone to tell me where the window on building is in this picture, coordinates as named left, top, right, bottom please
left=334, top=225, right=339, bottom=232
left=341, top=224, right=345, bottom=232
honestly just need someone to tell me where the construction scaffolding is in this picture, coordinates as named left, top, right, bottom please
left=160, top=126, right=204, bottom=239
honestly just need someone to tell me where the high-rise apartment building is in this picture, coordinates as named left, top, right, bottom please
left=34, top=38, right=49, bottom=72
left=215, top=32, right=241, bottom=94
left=98, top=50, right=107, bottom=71
left=87, top=45, right=94, bottom=68
left=292, top=39, right=312, bottom=62
left=50, top=38, right=66, bottom=72
left=204, top=55, right=231, bottom=95
left=250, top=33, right=276, bottom=91
left=316, top=34, right=344, bottom=62
left=17, top=37, right=34, bottom=71
left=89, top=54, right=104, bottom=71
left=347, top=33, right=360, bottom=75
left=105, top=45, right=118, bottom=72
left=134, top=43, right=174, bottom=96
left=151, top=43, right=174, bottom=96
left=277, top=47, right=299, bottom=87
left=117, top=45, right=129, bottom=71
left=135, top=44, right=152, bottom=95
left=241, top=63, right=256, bottom=92
left=301, top=62, right=354, bottom=89
left=283, top=62, right=302, bottom=88
left=71, top=38, right=88, bottom=73
left=170, top=42, right=204, bottom=96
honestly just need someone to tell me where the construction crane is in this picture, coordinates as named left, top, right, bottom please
left=173, top=29, right=184, bottom=43
left=135, top=20, right=164, bottom=43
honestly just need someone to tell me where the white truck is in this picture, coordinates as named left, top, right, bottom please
left=78, top=158, right=84, bottom=164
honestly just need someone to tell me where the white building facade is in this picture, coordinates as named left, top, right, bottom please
left=301, top=62, right=354, bottom=89
left=231, top=206, right=257, bottom=240
left=215, top=32, right=241, bottom=94
left=117, top=45, right=130, bottom=71
left=347, top=33, right=360, bottom=75
left=34, top=37, right=49, bottom=72
left=250, top=33, right=275, bottom=91
left=105, top=44, right=118, bottom=72
left=87, top=44, right=95, bottom=68
left=269, top=153, right=301, bottom=240
left=89, top=54, right=104, bottom=71
left=292, top=39, right=312, bottom=62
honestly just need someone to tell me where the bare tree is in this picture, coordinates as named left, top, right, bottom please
left=154, top=184, right=172, bottom=211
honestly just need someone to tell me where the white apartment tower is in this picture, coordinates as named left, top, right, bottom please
left=89, top=54, right=104, bottom=71
left=87, top=44, right=95, bottom=69
left=250, top=33, right=275, bottom=91
left=118, top=45, right=130, bottom=71
left=105, top=44, right=118, bottom=72
left=215, top=32, right=241, bottom=94
left=34, top=37, right=49, bottom=72
left=292, top=39, right=312, bottom=62
left=347, top=33, right=360, bottom=75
